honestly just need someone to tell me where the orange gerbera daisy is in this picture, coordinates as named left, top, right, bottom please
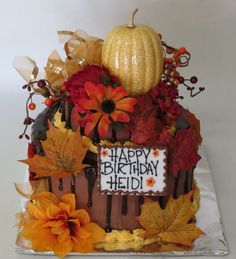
left=21, top=192, right=105, bottom=257
left=78, top=82, right=137, bottom=137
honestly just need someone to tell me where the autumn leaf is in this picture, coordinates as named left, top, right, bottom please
left=19, top=122, right=88, bottom=178
left=129, top=95, right=162, bottom=145
left=184, top=109, right=202, bottom=148
left=168, top=128, right=201, bottom=177
left=138, top=195, right=204, bottom=247
left=54, top=111, right=97, bottom=153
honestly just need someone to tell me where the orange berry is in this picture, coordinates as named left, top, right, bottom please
left=178, top=47, right=187, bottom=55
left=28, top=103, right=36, bottom=110
left=164, top=58, right=174, bottom=63
left=166, top=48, right=174, bottom=54
left=44, top=98, right=54, bottom=107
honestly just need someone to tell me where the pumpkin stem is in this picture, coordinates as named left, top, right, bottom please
left=127, top=8, right=138, bottom=28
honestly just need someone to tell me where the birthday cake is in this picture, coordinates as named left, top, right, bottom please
left=15, top=9, right=205, bottom=257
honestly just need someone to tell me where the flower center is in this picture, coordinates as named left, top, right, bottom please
left=101, top=100, right=115, bottom=114
left=68, top=221, right=77, bottom=237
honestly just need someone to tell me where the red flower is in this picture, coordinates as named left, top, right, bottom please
left=165, top=102, right=183, bottom=125
left=78, top=82, right=137, bottom=138
left=151, top=80, right=178, bottom=111
left=151, top=80, right=182, bottom=125
left=63, top=65, right=120, bottom=110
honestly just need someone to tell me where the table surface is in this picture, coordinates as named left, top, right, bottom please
left=0, top=0, right=236, bottom=258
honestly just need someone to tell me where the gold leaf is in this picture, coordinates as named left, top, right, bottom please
left=54, top=111, right=97, bottom=153
left=19, top=122, right=88, bottom=178
left=138, top=193, right=204, bottom=247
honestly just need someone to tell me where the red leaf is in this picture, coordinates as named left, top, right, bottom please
left=129, top=95, right=163, bottom=145
left=27, top=143, right=37, bottom=181
left=169, top=128, right=201, bottom=177
left=184, top=110, right=202, bottom=148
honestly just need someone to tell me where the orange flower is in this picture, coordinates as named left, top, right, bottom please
left=101, top=149, right=109, bottom=157
left=152, top=149, right=159, bottom=157
left=78, top=82, right=137, bottom=137
left=21, top=192, right=105, bottom=257
left=146, top=177, right=156, bottom=188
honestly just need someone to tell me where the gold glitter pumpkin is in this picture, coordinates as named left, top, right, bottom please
left=102, top=9, right=163, bottom=96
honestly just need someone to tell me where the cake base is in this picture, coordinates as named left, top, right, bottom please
left=15, top=147, right=228, bottom=256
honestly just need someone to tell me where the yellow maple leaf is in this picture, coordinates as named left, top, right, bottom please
left=138, top=195, right=205, bottom=247
left=53, top=111, right=73, bottom=135
left=54, top=111, right=97, bottom=153
left=19, top=122, right=88, bottom=178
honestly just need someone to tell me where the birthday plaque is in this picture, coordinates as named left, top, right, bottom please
left=98, top=146, right=167, bottom=195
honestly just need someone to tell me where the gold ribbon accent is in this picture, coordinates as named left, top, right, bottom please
left=14, top=178, right=49, bottom=199
left=13, top=29, right=103, bottom=88
left=44, top=29, right=103, bottom=87
left=13, top=56, right=39, bottom=83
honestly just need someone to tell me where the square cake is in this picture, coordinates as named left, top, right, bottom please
left=15, top=8, right=205, bottom=257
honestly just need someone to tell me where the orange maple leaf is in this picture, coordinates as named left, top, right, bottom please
left=137, top=195, right=205, bottom=247
left=19, top=122, right=88, bottom=178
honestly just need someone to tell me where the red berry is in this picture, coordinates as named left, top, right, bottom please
left=28, top=103, right=36, bottom=110
left=37, top=80, right=46, bottom=88
left=174, top=79, right=179, bottom=86
left=45, top=98, right=54, bottom=107
left=178, top=47, right=187, bottom=55
left=166, top=48, right=174, bottom=54
left=179, top=76, right=185, bottom=84
left=190, top=76, right=198, bottom=84
left=174, top=52, right=180, bottom=58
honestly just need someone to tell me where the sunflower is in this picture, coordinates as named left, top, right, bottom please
left=21, top=192, right=104, bottom=257
left=78, top=82, right=137, bottom=137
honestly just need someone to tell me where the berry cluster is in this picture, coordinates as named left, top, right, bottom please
left=19, top=79, right=62, bottom=140
left=161, top=40, right=205, bottom=97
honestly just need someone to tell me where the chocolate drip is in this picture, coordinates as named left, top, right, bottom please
left=48, top=177, right=52, bottom=192
left=136, top=195, right=144, bottom=215
left=159, top=196, right=167, bottom=209
left=105, top=195, right=112, bottom=232
left=84, top=167, right=97, bottom=207
left=65, top=102, right=74, bottom=129
left=61, top=101, right=66, bottom=122
left=121, top=195, right=128, bottom=215
left=111, top=128, right=116, bottom=143
left=174, top=170, right=186, bottom=198
left=59, top=178, right=63, bottom=191
left=185, top=168, right=194, bottom=194
left=93, top=126, right=100, bottom=144
left=71, top=175, right=76, bottom=194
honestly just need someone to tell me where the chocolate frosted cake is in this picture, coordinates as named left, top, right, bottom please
left=15, top=9, right=205, bottom=257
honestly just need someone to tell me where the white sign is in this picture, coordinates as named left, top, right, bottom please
left=98, top=146, right=167, bottom=195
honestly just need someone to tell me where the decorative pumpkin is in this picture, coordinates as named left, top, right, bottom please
left=102, top=9, right=163, bottom=96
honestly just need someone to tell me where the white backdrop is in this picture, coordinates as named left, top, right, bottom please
left=0, top=0, right=235, bottom=258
